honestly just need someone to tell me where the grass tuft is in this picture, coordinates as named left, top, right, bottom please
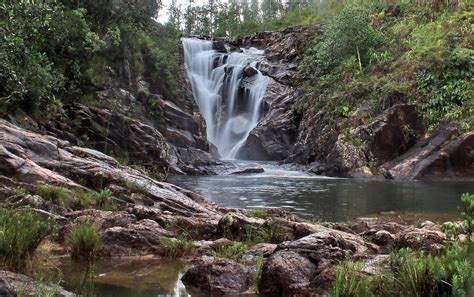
left=69, top=220, right=102, bottom=261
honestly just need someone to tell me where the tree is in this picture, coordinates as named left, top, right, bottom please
left=312, top=6, right=382, bottom=74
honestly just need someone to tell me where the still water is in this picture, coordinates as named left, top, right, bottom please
left=60, top=163, right=473, bottom=296
left=169, top=162, right=474, bottom=222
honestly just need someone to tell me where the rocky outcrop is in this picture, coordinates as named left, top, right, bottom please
left=259, top=225, right=377, bottom=294
left=0, top=271, right=76, bottom=297
left=182, top=258, right=252, bottom=294
left=382, top=125, right=474, bottom=180
left=237, top=81, right=298, bottom=160
left=44, top=103, right=171, bottom=180
left=0, top=119, right=222, bottom=254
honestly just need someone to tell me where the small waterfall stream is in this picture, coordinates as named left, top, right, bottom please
left=182, top=38, right=269, bottom=159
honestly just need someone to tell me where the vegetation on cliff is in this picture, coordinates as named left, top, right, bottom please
left=0, top=0, right=182, bottom=117
left=298, top=2, right=472, bottom=132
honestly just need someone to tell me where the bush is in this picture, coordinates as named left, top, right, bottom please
left=0, top=209, right=56, bottom=269
left=95, top=188, right=116, bottom=210
left=212, top=242, right=248, bottom=263
left=69, top=220, right=102, bottom=261
left=161, top=234, right=194, bottom=259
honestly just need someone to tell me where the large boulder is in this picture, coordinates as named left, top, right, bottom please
left=182, top=258, right=252, bottom=294
left=259, top=225, right=377, bottom=295
left=259, top=250, right=317, bottom=295
left=381, top=125, right=474, bottom=180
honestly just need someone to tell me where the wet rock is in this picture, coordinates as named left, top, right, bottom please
left=0, top=275, right=16, bottom=297
left=259, top=251, right=317, bottom=295
left=260, top=225, right=378, bottom=295
left=357, top=104, right=424, bottom=164
left=102, top=219, right=171, bottom=256
left=243, top=66, right=258, bottom=77
left=228, top=165, right=264, bottom=175
left=45, top=104, right=171, bottom=180
left=237, top=81, right=297, bottom=161
left=182, top=258, right=252, bottom=294
left=0, top=270, right=76, bottom=297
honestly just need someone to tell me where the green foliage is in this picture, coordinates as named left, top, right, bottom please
left=69, top=220, right=102, bottom=261
left=1, top=1, right=181, bottom=115
left=460, top=193, right=474, bottom=236
left=331, top=260, right=370, bottom=297
left=299, top=2, right=473, bottom=133
left=212, top=242, right=248, bottom=263
left=249, top=209, right=267, bottom=218
left=95, top=188, right=116, bottom=210
left=161, top=234, right=194, bottom=259
left=35, top=185, right=94, bottom=210
left=330, top=244, right=474, bottom=297
left=244, top=222, right=288, bottom=245
left=0, top=209, right=56, bottom=269
left=35, top=185, right=69, bottom=206
left=253, top=253, right=264, bottom=291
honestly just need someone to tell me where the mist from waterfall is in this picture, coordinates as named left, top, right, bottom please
left=182, top=38, right=268, bottom=159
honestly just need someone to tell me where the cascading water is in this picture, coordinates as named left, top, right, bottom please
left=182, top=38, right=269, bottom=159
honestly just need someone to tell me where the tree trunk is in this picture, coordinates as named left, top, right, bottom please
left=356, top=46, right=363, bottom=72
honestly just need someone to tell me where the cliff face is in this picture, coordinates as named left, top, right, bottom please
left=232, top=27, right=473, bottom=181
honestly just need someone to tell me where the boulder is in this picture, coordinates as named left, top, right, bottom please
left=0, top=271, right=76, bottom=297
left=259, top=225, right=378, bottom=295
left=259, top=251, right=317, bottom=295
left=182, top=258, right=252, bottom=294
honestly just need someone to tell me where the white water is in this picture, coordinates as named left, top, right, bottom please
left=182, top=38, right=269, bottom=159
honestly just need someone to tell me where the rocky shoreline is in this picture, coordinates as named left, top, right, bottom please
left=0, top=119, right=468, bottom=296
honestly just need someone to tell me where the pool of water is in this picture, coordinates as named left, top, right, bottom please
left=169, top=162, right=474, bottom=222
left=59, top=258, right=189, bottom=297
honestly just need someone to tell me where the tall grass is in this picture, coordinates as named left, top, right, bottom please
left=69, top=220, right=102, bottom=261
left=0, top=209, right=56, bottom=269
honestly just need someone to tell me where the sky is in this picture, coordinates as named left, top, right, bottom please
left=157, top=0, right=208, bottom=23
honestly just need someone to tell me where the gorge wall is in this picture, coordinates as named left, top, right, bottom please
left=192, top=26, right=473, bottom=181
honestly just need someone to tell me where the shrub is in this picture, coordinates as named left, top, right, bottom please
left=69, top=220, right=102, bottom=261
left=330, top=244, right=473, bottom=297
left=0, top=209, right=56, bottom=269
left=161, top=234, right=194, bottom=259
left=212, top=242, right=248, bottom=263
left=95, top=188, right=116, bottom=210
left=460, top=192, right=473, bottom=236
left=249, top=209, right=267, bottom=219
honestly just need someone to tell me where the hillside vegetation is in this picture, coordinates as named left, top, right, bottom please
left=0, top=0, right=182, bottom=118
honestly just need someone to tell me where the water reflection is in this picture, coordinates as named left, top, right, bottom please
left=169, top=167, right=474, bottom=222
left=59, top=258, right=189, bottom=297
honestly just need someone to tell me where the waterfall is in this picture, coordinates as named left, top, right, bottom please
left=182, top=38, right=269, bottom=159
